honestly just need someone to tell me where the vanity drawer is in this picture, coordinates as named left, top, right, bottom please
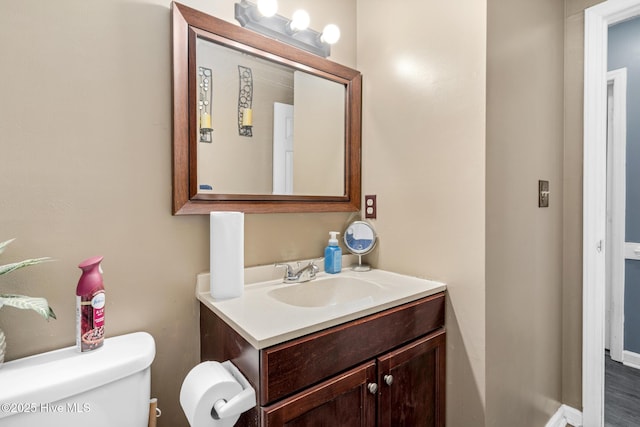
left=259, top=292, right=445, bottom=405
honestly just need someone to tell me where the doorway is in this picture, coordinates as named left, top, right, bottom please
left=584, top=1, right=640, bottom=426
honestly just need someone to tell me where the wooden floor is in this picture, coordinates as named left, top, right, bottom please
left=605, top=351, right=640, bottom=427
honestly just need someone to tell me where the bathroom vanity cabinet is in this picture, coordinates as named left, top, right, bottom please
left=200, top=291, right=446, bottom=426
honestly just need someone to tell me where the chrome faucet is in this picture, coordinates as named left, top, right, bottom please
left=275, top=260, right=320, bottom=283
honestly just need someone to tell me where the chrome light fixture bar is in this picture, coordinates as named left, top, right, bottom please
left=234, top=0, right=332, bottom=58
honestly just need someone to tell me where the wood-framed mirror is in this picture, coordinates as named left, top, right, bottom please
left=172, top=2, right=362, bottom=215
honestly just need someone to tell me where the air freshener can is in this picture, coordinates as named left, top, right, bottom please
left=76, top=256, right=105, bottom=352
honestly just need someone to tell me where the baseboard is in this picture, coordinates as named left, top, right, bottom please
left=545, top=405, right=566, bottom=427
left=623, top=350, right=640, bottom=370
left=563, top=405, right=583, bottom=426
left=546, top=404, right=583, bottom=427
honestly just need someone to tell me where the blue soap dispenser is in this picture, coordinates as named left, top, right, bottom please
left=324, top=231, right=342, bottom=274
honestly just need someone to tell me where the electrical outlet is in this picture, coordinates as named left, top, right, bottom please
left=365, top=195, right=377, bottom=219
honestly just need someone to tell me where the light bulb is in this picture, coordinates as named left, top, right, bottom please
left=257, top=0, right=278, bottom=17
left=290, top=10, right=310, bottom=32
left=321, top=24, right=341, bottom=45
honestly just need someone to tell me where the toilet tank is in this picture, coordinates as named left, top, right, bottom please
left=0, top=332, right=155, bottom=427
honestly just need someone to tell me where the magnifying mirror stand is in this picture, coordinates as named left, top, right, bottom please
left=344, top=220, right=377, bottom=272
left=353, top=255, right=371, bottom=272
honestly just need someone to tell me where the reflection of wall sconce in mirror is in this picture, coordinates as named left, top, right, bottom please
left=234, top=0, right=340, bottom=58
left=238, top=65, right=253, bottom=137
left=241, top=108, right=253, bottom=127
left=198, top=66, right=213, bottom=143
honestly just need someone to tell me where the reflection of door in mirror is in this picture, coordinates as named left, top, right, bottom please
left=194, top=36, right=346, bottom=197
left=273, top=103, right=293, bottom=195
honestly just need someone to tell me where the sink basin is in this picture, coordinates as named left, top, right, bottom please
left=267, top=276, right=384, bottom=308
left=197, top=267, right=447, bottom=349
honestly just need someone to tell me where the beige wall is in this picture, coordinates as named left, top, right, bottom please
left=357, top=0, right=487, bottom=425
left=0, top=1, right=355, bottom=426
left=486, top=0, right=565, bottom=425
left=1, top=0, right=606, bottom=425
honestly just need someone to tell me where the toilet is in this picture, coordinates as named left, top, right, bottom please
left=0, top=332, right=155, bottom=427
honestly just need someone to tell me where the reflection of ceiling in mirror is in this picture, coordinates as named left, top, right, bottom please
left=198, top=38, right=295, bottom=88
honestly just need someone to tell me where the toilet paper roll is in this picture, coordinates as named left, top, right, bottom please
left=180, top=361, right=243, bottom=427
left=210, top=212, right=244, bottom=299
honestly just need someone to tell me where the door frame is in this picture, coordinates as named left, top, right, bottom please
left=605, top=68, right=627, bottom=363
left=584, top=2, right=640, bottom=426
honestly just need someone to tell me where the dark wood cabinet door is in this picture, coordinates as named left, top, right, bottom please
left=262, top=361, right=377, bottom=427
left=377, top=329, right=446, bottom=427
left=261, top=293, right=445, bottom=405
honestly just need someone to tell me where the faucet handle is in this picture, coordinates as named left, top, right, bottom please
left=275, top=263, right=293, bottom=279
left=305, top=258, right=321, bottom=267
left=301, top=260, right=320, bottom=280
left=309, top=259, right=320, bottom=274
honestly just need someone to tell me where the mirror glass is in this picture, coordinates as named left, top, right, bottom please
left=344, top=221, right=377, bottom=255
left=171, top=2, right=362, bottom=215
left=196, top=37, right=345, bottom=197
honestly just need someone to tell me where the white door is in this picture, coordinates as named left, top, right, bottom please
left=273, top=102, right=294, bottom=195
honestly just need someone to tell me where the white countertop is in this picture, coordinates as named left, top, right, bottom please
left=196, top=266, right=446, bottom=349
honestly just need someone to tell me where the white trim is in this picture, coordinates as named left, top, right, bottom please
left=583, top=6, right=608, bottom=426
left=605, top=79, right=613, bottom=352
left=623, top=350, right=640, bottom=370
left=625, top=241, right=640, bottom=260
left=584, top=2, right=640, bottom=426
left=606, top=68, right=627, bottom=363
left=565, top=405, right=584, bottom=427
left=546, top=406, right=567, bottom=427
left=546, top=405, right=584, bottom=427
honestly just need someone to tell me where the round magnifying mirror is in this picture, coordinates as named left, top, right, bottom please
left=344, top=220, right=377, bottom=271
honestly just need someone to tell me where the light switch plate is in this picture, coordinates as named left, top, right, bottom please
left=539, top=180, right=549, bottom=208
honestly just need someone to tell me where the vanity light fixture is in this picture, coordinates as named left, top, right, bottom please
left=234, top=0, right=340, bottom=58
left=289, top=10, right=310, bottom=33
left=320, top=24, right=341, bottom=45
left=257, top=0, right=278, bottom=18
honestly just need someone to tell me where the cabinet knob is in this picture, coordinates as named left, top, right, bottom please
left=367, top=383, right=378, bottom=394
left=384, top=374, right=394, bottom=386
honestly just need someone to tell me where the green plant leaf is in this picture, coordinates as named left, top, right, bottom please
left=0, top=294, right=56, bottom=320
left=0, top=257, right=52, bottom=276
left=0, top=238, right=16, bottom=255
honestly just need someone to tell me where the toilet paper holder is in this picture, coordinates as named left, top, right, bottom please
left=212, top=361, right=256, bottom=419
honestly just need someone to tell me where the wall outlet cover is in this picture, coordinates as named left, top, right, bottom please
left=539, top=180, right=549, bottom=208
left=365, top=195, right=377, bottom=219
